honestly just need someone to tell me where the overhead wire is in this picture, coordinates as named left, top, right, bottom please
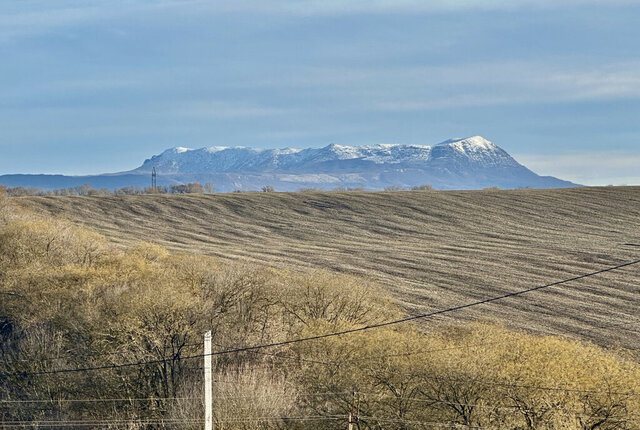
left=357, top=416, right=490, bottom=429
left=0, top=258, right=636, bottom=430
left=0, top=415, right=345, bottom=427
left=353, top=392, right=640, bottom=419
left=15, top=341, right=203, bottom=363
left=0, top=391, right=351, bottom=405
left=3, top=391, right=635, bottom=425
left=3, top=258, right=638, bottom=378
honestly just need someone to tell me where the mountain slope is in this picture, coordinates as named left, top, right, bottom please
left=134, top=136, right=517, bottom=173
left=127, top=136, right=576, bottom=191
left=0, top=136, right=578, bottom=191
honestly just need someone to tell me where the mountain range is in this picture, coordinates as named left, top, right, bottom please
left=0, top=136, right=578, bottom=191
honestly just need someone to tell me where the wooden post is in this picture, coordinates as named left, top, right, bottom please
left=204, top=331, right=212, bottom=430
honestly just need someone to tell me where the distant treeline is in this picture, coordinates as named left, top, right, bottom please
left=0, top=182, right=214, bottom=196
left=0, top=183, right=439, bottom=197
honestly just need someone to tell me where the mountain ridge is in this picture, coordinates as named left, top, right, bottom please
left=0, top=136, right=579, bottom=191
left=135, top=136, right=508, bottom=173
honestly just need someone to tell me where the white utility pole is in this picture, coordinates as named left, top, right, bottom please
left=348, top=391, right=357, bottom=430
left=204, top=330, right=213, bottom=430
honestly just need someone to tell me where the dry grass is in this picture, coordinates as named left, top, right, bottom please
left=17, top=187, right=640, bottom=349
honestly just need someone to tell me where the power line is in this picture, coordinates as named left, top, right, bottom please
left=0, top=415, right=345, bottom=427
left=0, top=420, right=205, bottom=428
left=13, top=301, right=638, bottom=367
left=145, top=257, right=640, bottom=357
left=2, top=258, right=639, bottom=378
left=15, top=341, right=203, bottom=364
left=216, top=324, right=640, bottom=368
left=0, top=416, right=492, bottom=429
left=199, top=344, right=640, bottom=397
left=358, top=416, right=490, bottom=429
left=0, top=391, right=350, bottom=405
left=231, top=349, right=640, bottom=397
left=355, top=393, right=640, bottom=418
left=359, top=366, right=640, bottom=397
left=0, top=397, right=195, bottom=404
left=207, top=339, right=505, bottom=369
left=4, top=391, right=636, bottom=423
left=4, top=392, right=633, bottom=420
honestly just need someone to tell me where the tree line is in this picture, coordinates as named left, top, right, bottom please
left=0, top=192, right=638, bottom=429
left=0, top=183, right=440, bottom=197
left=0, top=183, right=215, bottom=197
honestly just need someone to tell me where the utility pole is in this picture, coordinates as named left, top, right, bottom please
left=204, top=331, right=212, bottom=430
left=151, top=166, right=158, bottom=190
left=151, top=167, right=157, bottom=189
left=348, top=391, right=357, bottom=430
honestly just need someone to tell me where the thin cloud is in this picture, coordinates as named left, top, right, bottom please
left=291, top=61, right=640, bottom=111
left=214, top=0, right=637, bottom=14
left=515, top=151, right=640, bottom=186
left=169, top=101, right=293, bottom=119
left=0, top=0, right=200, bottom=42
left=2, top=0, right=635, bottom=38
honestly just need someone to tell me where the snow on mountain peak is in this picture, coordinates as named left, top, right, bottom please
left=155, top=147, right=192, bottom=156
left=430, top=136, right=519, bottom=168
left=273, top=147, right=303, bottom=155
left=325, top=143, right=363, bottom=159
left=204, top=146, right=229, bottom=153
left=458, top=135, right=494, bottom=148
left=437, top=136, right=496, bottom=151
left=137, top=136, right=520, bottom=174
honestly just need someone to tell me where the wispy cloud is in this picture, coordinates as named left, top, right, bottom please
left=515, top=151, right=640, bottom=186
left=2, top=0, right=635, bottom=42
left=288, top=61, right=640, bottom=111
left=169, top=101, right=293, bottom=119
left=213, top=0, right=637, bottom=14
left=0, top=0, right=200, bottom=42
left=0, top=2, right=104, bottom=42
left=15, top=60, right=639, bottom=111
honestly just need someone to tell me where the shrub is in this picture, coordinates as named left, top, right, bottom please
left=411, top=184, right=433, bottom=191
left=384, top=185, right=404, bottom=191
left=170, top=183, right=204, bottom=194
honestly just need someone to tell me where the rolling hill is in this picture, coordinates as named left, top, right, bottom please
left=17, top=186, right=640, bottom=349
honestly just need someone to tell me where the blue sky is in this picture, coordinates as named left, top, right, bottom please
left=1, top=0, right=639, bottom=185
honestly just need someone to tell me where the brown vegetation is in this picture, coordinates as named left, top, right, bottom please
left=1, top=196, right=639, bottom=428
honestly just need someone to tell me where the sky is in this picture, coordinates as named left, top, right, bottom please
left=1, top=0, right=639, bottom=185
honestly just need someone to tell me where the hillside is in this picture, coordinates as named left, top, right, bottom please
left=18, top=186, right=640, bottom=349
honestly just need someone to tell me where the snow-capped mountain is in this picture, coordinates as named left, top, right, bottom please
left=429, top=136, right=521, bottom=168
left=135, top=136, right=517, bottom=173
left=125, top=135, right=575, bottom=191
left=0, top=136, right=579, bottom=191
left=135, top=142, right=434, bottom=174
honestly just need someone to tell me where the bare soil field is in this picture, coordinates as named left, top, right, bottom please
left=18, top=186, right=640, bottom=349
